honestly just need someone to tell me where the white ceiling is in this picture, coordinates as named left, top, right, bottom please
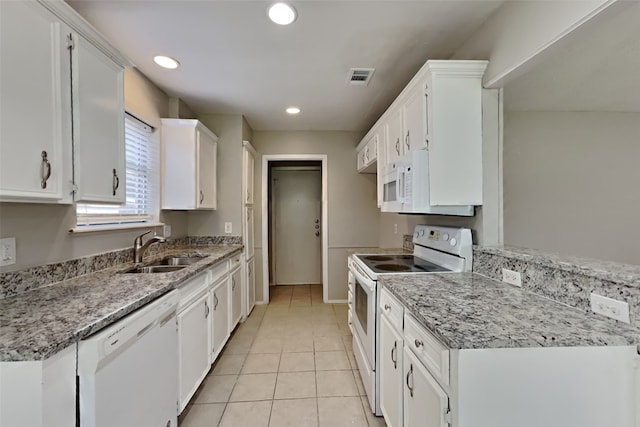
left=503, top=1, right=640, bottom=112
left=66, top=0, right=504, bottom=131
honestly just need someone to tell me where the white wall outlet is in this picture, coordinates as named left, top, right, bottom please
left=163, top=225, right=172, bottom=238
left=224, top=222, right=232, bottom=234
left=590, top=293, right=630, bottom=323
left=394, top=224, right=398, bottom=235
left=0, top=237, right=16, bottom=267
left=502, top=268, right=522, bottom=287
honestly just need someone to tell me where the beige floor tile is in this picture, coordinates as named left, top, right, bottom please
left=313, top=336, right=344, bottom=352
left=274, top=371, right=316, bottom=399
left=242, top=353, right=281, bottom=374
left=342, top=334, right=353, bottom=350
left=229, top=373, right=277, bottom=402
left=361, top=396, right=387, bottom=426
left=224, top=337, right=254, bottom=355
left=193, top=374, right=237, bottom=404
left=316, top=370, right=359, bottom=397
left=312, top=324, right=341, bottom=337
left=347, top=350, right=358, bottom=369
left=283, top=336, right=314, bottom=353
left=317, top=397, right=368, bottom=427
left=269, top=398, right=318, bottom=427
left=219, top=401, right=272, bottom=427
left=279, top=352, right=315, bottom=372
left=352, top=370, right=367, bottom=396
left=213, top=354, right=246, bottom=375
left=251, top=337, right=284, bottom=353
left=179, top=403, right=226, bottom=427
left=315, top=351, right=351, bottom=371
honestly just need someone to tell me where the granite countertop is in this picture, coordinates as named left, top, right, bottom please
left=381, top=272, right=640, bottom=350
left=0, top=246, right=242, bottom=362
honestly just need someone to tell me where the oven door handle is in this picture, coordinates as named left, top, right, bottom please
left=348, top=263, right=376, bottom=292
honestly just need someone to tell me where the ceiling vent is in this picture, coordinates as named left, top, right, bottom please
left=348, top=68, right=375, bottom=86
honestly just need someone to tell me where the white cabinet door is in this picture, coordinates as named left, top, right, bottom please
left=0, top=1, right=71, bottom=202
left=403, top=349, right=449, bottom=427
left=197, top=128, right=217, bottom=209
left=177, top=291, right=211, bottom=412
left=243, top=147, right=255, bottom=205
left=402, top=86, right=426, bottom=153
left=380, top=315, right=404, bottom=427
left=247, top=258, right=256, bottom=314
left=230, top=267, right=242, bottom=330
left=211, top=279, right=229, bottom=360
left=245, top=207, right=254, bottom=260
left=385, top=109, right=404, bottom=165
left=71, top=33, right=125, bottom=204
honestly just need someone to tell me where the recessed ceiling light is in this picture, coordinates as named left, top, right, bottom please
left=268, top=3, right=297, bottom=25
left=286, top=107, right=301, bottom=115
left=153, top=55, right=180, bottom=69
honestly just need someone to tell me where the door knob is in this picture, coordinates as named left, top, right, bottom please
left=315, top=231, right=320, bottom=236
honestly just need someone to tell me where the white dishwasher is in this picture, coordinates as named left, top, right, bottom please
left=78, top=290, right=179, bottom=427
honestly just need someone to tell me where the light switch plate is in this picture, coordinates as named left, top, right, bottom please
left=502, top=268, right=522, bottom=287
left=590, top=293, right=630, bottom=323
left=163, top=225, right=172, bottom=238
left=0, top=237, right=16, bottom=267
left=225, top=222, right=232, bottom=234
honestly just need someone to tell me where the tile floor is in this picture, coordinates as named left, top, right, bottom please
left=179, top=284, right=387, bottom=427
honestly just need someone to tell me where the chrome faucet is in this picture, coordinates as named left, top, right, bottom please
left=133, top=230, right=166, bottom=263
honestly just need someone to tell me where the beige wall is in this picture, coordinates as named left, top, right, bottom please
left=503, top=111, right=640, bottom=265
left=187, top=114, right=244, bottom=237
left=0, top=68, right=188, bottom=271
left=252, top=131, right=379, bottom=301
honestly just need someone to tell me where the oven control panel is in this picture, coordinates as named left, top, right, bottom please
left=413, top=225, right=472, bottom=258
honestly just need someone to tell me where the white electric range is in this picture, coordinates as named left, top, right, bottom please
left=347, top=225, right=473, bottom=416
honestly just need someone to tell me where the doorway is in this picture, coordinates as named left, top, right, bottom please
left=261, top=155, right=328, bottom=304
left=270, top=163, right=322, bottom=285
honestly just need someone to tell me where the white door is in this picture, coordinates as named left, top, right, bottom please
left=272, top=168, right=322, bottom=285
left=211, top=279, right=229, bottom=360
left=403, top=349, right=450, bottom=427
left=197, top=128, right=217, bottom=209
left=380, top=315, right=404, bottom=427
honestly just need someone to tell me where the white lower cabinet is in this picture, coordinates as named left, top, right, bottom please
left=211, top=276, right=230, bottom=361
left=403, top=348, right=450, bottom=427
left=246, top=257, right=256, bottom=315
left=379, top=315, right=404, bottom=427
left=230, top=266, right=242, bottom=330
left=177, top=283, right=211, bottom=412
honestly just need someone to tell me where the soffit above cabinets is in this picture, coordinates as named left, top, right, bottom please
left=65, top=0, right=504, bottom=131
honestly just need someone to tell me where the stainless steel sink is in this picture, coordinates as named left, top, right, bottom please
left=122, top=265, right=187, bottom=274
left=150, top=256, right=206, bottom=266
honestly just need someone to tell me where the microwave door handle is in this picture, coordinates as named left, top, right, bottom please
left=397, top=167, right=405, bottom=203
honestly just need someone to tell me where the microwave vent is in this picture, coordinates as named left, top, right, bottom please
left=348, top=68, right=375, bottom=86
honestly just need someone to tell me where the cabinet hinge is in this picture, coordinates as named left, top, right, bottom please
left=444, top=405, right=452, bottom=425
left=66, top=34, right=75, bottom=50
left=70, top=182, right=78, bottom=194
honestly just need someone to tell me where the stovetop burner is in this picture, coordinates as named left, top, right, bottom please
left=354, top=253, right=451, bottom=274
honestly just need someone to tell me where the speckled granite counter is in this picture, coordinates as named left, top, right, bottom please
left=0, top=246, right=242, bottom=362
left=381, top=272, right=640, bottom=350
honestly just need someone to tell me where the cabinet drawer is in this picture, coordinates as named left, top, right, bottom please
left=210, top=260, right=228, bottom=284
left=403, top=314, right=449, bottom=386
left=380, top=288, right=403, bottom=331
left=178, top=271, right=209, bottom=309
left=228, top=253, right=242, bottom=271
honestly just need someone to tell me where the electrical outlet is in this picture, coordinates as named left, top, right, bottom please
left=224, top=222, right=232, bottom=234
left=590, top=293, right=630, bottom=323
left=163, top=225, right=172, bottom=238
left=0, top=237, right=16, bottom=267
left=394, top=224, right=398, bottom=235
left=502, top=268, right=522, bottom=287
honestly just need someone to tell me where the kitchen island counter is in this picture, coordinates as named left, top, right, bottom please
left=381, top=272, right=640, bottom=350
left=0, top=246, right=242, bottom=362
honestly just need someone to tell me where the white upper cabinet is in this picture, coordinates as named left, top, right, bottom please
left=71, top=33, right=125, bottom=204
left=402, top=86, right=425, bottom=154
left=243, top=146, right=255, bottom=205
left=356, top=130, right=378, bottom=173
left=0, top=0, right=129, bottom=205
left=385, top=108, right=404, bottom=166
left=161, top=119, right=218, bottom=210
left=0, top=1, right=72, bottom=202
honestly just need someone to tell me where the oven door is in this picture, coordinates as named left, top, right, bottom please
left=349, top=262, right=376, bottom=369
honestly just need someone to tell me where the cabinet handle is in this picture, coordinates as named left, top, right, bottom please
left=405, top=131, right=410, bottom=151
left=214, top=293, right=218, bottom=310
left=406, top=364, right=414, bottom=397
left=365, top=147, right=370, bottom=161
left=384, top=304, right=391, bottom=311
left=391, top=341, right=397, bottom=369
left=199, top=190, right=204, bottom=204
left=395, top=138, right=400, bottom=155
left=40, top=151, right=51, bottom=189
left=414, top=339, right=424, bottom=348
left=204, top=300, right=210, bottom=318
left=112, top=169, right=119, bottom=196
left=247, top=190, right=250, bottom=202
left=232, top=278, right=236, bottom=290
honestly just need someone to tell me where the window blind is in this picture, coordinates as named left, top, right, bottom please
left=76, top=113, right=159, bottom=227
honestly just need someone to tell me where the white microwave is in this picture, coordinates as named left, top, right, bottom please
left=381, top=149, right=474, bottom=216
